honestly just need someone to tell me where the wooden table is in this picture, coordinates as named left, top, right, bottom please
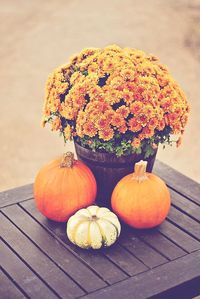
left=1, top=161, right=200, bottom=299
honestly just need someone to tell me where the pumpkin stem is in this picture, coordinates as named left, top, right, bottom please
left=133, top=160, right=148, bottom=182
left=60, top=152, right=75, bottom=168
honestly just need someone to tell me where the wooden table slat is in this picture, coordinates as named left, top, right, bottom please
left=0, top=239, right=58, bottom=299
left=0, top=184, right=33, bottom=208
left=119, top=232, right=168, bottom=268
left=102, top=243, right=148, bottom=276
left=1, top=160, right=200, bottom=299
left=2, top=204, right=107, bottom=293
left=20, top=200, right=129, bottom=285
left=154, top=160, right=200, bottom=205
left=158, top=220, right=200, bottom=252
left=137, top=229, right=187, bottom=260
left=82, top=250, right=200, bottom=299
left=0, top=268, right=26, bottom=299
left=167, top=206, right=200, bottom=241
left=0, top=213, right=84, bottom=299
left=170, top=188, right=200, bottom=222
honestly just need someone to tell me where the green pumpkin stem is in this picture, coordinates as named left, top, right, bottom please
left=134, top=160, right=148, bottom=182
left=60, top=152, right=75, bottom=168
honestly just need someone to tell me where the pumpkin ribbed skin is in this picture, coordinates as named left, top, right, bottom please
left=111, top=161, right=171, bottom=229
left=34, top=155, right=97, bottom=222
left=67, top=206, right=121, bottom=249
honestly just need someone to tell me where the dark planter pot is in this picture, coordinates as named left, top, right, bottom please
left=75, top=142, right=158, bottom=208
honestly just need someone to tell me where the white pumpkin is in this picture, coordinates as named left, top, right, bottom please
left=66, top=205, right=121, bottom=249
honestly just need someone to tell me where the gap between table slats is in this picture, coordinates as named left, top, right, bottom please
left=1, top=206, right=109, bottom=293
left=0, top=212, right=85, bottom=299
left=0, top=184, right=33, bottom=208
left=154, top=160, right=200, bottom=206
left=0, top=266, right=28, bottom=299
left=167, top=206, right=200, bottom=241
left=80, top=250, right=200, bottom=299
left=0, top=239, right=59, bottom=299
left=20, top=200, right=189, bottom=269
left=170, top=189, right=200, bottom=223
left=18, top=201, right=150, bottom=281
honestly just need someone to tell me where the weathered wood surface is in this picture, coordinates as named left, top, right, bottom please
left=1, top=160, right=200, bottom=299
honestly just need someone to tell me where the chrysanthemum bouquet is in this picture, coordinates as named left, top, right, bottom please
left=42, top=45, right=189, bottom=157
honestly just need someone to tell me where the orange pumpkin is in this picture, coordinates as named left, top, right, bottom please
left=34, top=152, right=97, bottom=222
left=111, top=160, right=171, bottom=228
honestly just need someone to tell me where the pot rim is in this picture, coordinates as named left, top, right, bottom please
left=74, top=141, right=158, bottom=165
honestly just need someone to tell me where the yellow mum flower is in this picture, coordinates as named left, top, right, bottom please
left=64, top=125, right=72, bottom=140
left=60, top=106, right=74, bottom=120
left=56, top=82, right=69, bottom=95
left=88, top=63, right=99, bottom=73
left=70, top=72, right=83, bottom=85
left=51, top=118, right=61, bottom=131
left=76, top=124, right=84, bottom=138
left=120, top=68, right=135, bottom=81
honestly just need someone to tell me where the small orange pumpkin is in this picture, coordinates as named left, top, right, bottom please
left=34, top=152, right=97, bottom=222
left=111, top=160, right=171, bottom=228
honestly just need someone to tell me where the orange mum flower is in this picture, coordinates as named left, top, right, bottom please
left=148, top=117, right=158, bottom=129
left=157, top=119, right=165, bottom=131
left=138, top=114, right=148, bottom=126
left=128, top=118, right=142, bottom=132
left=111, top=113, right=125, bottom=128
left=97, top=101, right=110, bottom=113
left=122, top=89, right=134, bottom=104
left=130, top=101, right=143, bottom=114
left=99, top=127, right=114, bottom=141
left=118, top=124, right=127, bottom=133
left=97, top=117, right=110, bottom=129
left=89, top=86, right=102, bottom=99
left=131, top=137, right=141, bottom=149
left=104, top=110, right=115, bottom=119
left=73, top=96, right=86, bottom=108
left=141, top=126, right=154, bottom=138
left=116, top=106, right=129, bottom=118
left=83, top=122, right=97, bottom=137
left=168, top=112, right=178, bottom=124
left=161, top=98, right=172, bottom=112
left=172, top=122, right=182, bottom=134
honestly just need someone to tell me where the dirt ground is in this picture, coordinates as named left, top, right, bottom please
left=0, top=0, right=200, bottom=191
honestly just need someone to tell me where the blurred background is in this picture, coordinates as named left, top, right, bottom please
left=1, top=0, right=200, bottom=191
